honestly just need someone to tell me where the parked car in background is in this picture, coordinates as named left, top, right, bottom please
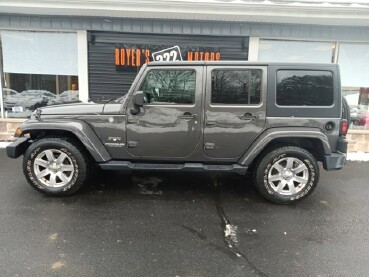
left=4, top=90, right=56, bottom=111
left=344, top=89, right=369, bottom=128
left=2, top=88, right=19, bottom=100
left=357, top=106, right=369, bottom=127
left=50, top=90, right=80, bottom=105
left=58, top=90, right=79, bottom=102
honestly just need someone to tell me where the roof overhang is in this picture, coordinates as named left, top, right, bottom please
left=1, top=0, right=369, bottom=26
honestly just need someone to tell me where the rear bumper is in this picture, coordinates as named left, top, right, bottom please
left=323, top=152, right=346, bottom=171
left=6, top=137, right=30, bottom=158
left=323, top=137, right=347, bottom=171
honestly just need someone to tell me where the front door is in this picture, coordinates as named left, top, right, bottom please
left=203, top=66, right=267, bottom=159
left=126, top=66, right=203, bottom=159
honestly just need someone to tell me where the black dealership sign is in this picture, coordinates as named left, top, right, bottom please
left=114, top=44, right=221, bottom=71
left=88, top=31, right=248, bottom=101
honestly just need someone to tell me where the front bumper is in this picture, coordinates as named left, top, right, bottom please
left=6, top=137, right=30, bottom=158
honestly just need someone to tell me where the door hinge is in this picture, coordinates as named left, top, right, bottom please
left=127, top=141, right=138, bottom=148
left=127, top=117, right=138, bottom=124
left=205, top=142, right=215, bottom=150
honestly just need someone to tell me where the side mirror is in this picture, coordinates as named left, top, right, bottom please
left=133, top=91, right=144, bottom=106
left=130, top=91, right=144, bottom=115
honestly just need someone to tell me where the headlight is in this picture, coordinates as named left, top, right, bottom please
left=15, top=127, right=23, bottom=136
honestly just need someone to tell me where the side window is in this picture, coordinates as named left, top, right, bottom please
left=276, top=70, right=334, bottom=106
left=211, top=69, right=262, bottom=105
left=139, top=69, right=196, bottom=105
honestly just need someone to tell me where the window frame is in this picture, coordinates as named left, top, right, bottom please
left=338, top=42, right=369, bottom=87
left=0, top=30, right=80, bottom=118
left=275, top=69, right=335, bottom=108
left=138, top=68, right=197, bottom=107
left=209, top=67, right=265, bottom=108
left=258, top=39, right=336, bottom=64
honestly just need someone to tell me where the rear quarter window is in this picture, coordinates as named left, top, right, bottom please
left=276, top=70, right=334, bottom=106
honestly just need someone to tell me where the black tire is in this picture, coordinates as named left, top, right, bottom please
left=254, top=146, right=320, bottom=204
left=23, top=137, right=90, bottom=196
left=342, top=96, right=351, bottom=126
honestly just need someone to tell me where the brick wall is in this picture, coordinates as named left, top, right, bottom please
left=346, top=130, right=369, bottom=152
left=0, top=119, right=24, bottom=141
left=1, top=119, right=369, bottom=152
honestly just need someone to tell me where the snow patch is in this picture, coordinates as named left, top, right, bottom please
left=347, top=152, right=369, bottom=162
left=0, top=142, right=11, bottom=148
left=224, top=224, right=238, bottom=246
left=188, top=0, right=369, bottom=8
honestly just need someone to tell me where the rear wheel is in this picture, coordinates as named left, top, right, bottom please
left=23, top=137, right=90, bottom=196
left=254, top=146, right=319, bottom=204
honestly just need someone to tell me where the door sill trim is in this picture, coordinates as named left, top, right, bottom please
left=99, top=161, right=247, bottom=173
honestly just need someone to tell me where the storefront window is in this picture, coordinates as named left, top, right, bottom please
left=338, top=43, right=369, bottom=130
left=258, top=39, right=335, bottom=63
left=1, top=31, right=79, bottom=118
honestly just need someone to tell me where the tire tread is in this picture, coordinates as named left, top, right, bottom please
left=254, top=146, right=320, bottom=204
left=23, top=136, right=90, bottom=196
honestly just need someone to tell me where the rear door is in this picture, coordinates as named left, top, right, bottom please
left=203, top=66, right=267, bottom=159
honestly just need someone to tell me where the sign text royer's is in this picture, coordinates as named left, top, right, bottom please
left=115, top=47, right=221, bottom=68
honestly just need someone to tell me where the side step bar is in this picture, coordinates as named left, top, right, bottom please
left=99, top=161, right=248, bottom=173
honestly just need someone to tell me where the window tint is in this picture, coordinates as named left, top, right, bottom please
left=211, top=69, right=262, bottom=105
left=276, top=70, right=334, bottom=106
left=139, top=69, right=196, bottom=104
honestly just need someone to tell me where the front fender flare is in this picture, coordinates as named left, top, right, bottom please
left=19, top=119, right=111, bottom=162
left=238, top=127, right=331, bottom=166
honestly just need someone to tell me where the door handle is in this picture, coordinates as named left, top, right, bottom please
left=179, top=112, right=197, bottom=120
left=205, top=121, right=216, bottom=127
left=239, top=113, right=258, bottom=121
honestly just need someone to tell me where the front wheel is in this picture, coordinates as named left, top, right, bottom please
left=254, top=146, right=319, bottom=204
left=23, top=137, right=90, bottom=196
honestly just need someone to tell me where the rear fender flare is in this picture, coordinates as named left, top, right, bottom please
left=239, top=127, right=331, bottom=166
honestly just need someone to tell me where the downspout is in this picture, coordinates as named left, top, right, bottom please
left=0, top=33, right=5, bottom=118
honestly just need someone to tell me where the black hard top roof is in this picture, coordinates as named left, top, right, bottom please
left=146, top=61, right=338, bottom=68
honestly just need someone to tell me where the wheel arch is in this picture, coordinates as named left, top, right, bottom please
left=239, top=127, right=331, bottom=166
left=19, top=120, right=111, bottom=162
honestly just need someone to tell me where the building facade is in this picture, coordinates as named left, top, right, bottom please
left=0, top=0, right=369, bottom=151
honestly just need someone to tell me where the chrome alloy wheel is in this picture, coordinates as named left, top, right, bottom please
left=33, top=149, right=75, bottom=188
left=267, top=157, right=309, bottom=196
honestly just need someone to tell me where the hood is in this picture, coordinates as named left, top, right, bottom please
left=37, top=102, right=105, bottom=115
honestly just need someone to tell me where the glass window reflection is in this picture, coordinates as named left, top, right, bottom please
left=276, top=70, right=334, bottom=106
left=211, top=69, right=261, bottom=105
left=140, top=70, right=196, bottom=105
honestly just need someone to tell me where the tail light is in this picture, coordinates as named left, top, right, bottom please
left=340, top=119, right=348, bottom=136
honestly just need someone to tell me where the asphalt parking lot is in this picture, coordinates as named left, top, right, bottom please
left=0, top=149, right=369, bottom=277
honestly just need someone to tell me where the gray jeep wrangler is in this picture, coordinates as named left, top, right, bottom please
left=6, top=61, right=348, bottom=204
